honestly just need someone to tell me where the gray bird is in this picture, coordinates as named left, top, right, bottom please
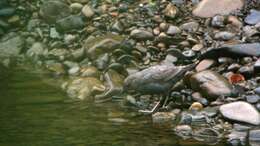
left=124, top=63, right=196, bottom=113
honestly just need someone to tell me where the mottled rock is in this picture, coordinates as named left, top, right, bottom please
left=195, top=59, right=215, bottom=72
left=130, top=29, right=154, bottom=41
left=193, top=0, right=244, bottom=18
left=164, top=3, right=178, bottom=19
left=211, top=15, right=225, bottom=27
left=56, top=15, right=85, bottom=32
left=65, top=77, right=105, bottom=100
left=174, top=125, right=192, bottom=138
left=26, top=42, right=46, bottom=58
left=152, top=112, right=176, bottom=126
left=82, top=4, right=94, bottom=18
left=245, top=9, right=260, bottom=25
left=180, top=22, right=199, bottom=33
left=84, top=34, right=124, bottom=60
left=220, top=101, right=260, bottom=125
left=166, top=25, right=181, bottom=35
left=214, top=31, right=235, bottom=41
left=189, top=70, right=234, bottom=100
left=40, top=1, right=71, bottom=23
left=70, top=3, right=83, bottom=14
left=80, top=66, right=100, bottom=78
left=0, top=34, right=24, bottom=57
left=246, top=95, right=260, bottom=104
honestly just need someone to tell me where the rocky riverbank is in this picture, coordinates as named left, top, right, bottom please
left=0, top=0, right=260, bottom=145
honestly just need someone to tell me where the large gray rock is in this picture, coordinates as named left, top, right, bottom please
left=220, top=101, right=260, bottom=125
left=56, top=15, right=85, bottom=32
left=0, top=33, right=24, bottom=57
left=245, top=9, right=260, bottom=25
left=192, top=0, right=244, bottom=18
left=40, top=1, right=71, bottom=23
left=200, top=43, right=260, bottom=59
left=189, top=70, right=234, bottom=100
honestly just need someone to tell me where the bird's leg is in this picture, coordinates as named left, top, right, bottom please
left=162, top=92, right=171, bottom=108
left=138, top=101, right=160, bottom=114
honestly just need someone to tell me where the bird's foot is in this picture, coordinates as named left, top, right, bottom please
left=138, top=101, right=160, bottom=114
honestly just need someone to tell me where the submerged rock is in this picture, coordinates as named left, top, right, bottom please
left=152, top=112, right=176, bottom=127
left=200, top=43, right=260, bottom=59
left=189, top=70, right=234, bottom=100
left=64, top=77, right=105, bottom=100
left=192, top=0, right=244, bottom=18
left=220, top=101, right=260, bottom=125
left=0, top=33, right=24, bottom=57
left=245, top=9, right=260, bottom=25
left=84, top=34, right=124, bottom=60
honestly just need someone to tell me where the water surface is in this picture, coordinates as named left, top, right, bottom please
left=0, top=66, right=227, bottom=146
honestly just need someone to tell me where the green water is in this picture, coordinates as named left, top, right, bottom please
left=0, top=66, right=227, bottom=146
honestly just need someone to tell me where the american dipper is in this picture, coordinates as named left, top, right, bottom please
left=124, top=63, right=196, bottom=113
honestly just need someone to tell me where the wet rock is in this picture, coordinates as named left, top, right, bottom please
left=56, top=15, right=85, bottom=32
left=164, top=3, right=178, bottom=19
left=189, top=70, right=234, bottom=100
left=211, top=15, right=225, bottom=27
left=180, top=22, right=199, bottom=33
left=45, top=62, right=66, bottom=76
left=82, top=4, right=94, bottom=18
left=47, top=49, right=70, bottom=61
left=192, top=0, right=244, bottom=18
left=255, top=87, right=260, bottom=95
left=200, top=43, right=260, bottom=59
left=174, top=125, right=192, bottom=138
left=94, top=53, right=109, bottom=70
left=152, top=112, right=176, bottom=126
left=130, top=29, right=154, bottom=41
left=189, top=102, right=203, bottom=111
left=182, top=50, right=196, bottom=59
left=166, top=25, right=181, bottom=35
left=238, top=65, right=254, bottom=78
left=95, top=69, right=124, bottom=102
left=80, top=66, right=100, bottom=78
left=249, top=129, right=260, bottom=146
left=0, top=8, right=15, bottom=17
left=26, top=42, right=47, bottom=58
left=0, top=33, right=24, bottom=57
left=40, top=1, right=71, bottom=23
left=220, top=101, right=260, bottom=125
left=245, top=9, right=260, bottom=25
left=214, top=31, right=235, bottom=41
left=64, top=77, right=105, bottom=100
left=192, top=92, right=209, bottom=106
left=228, top=130, right=248, bottom=146
left=70, top=3, right=83, bottom=14
left=84, top=34, right=124, bottom=60
left=195, top=59, right=215, bottom=72
left=50, top=27, right=61, bottom=39
left=193, top=128, right=221, bottom=144
left=254, top=59, right=260, bottom=73
left=246, top=95, right=260, bottom=104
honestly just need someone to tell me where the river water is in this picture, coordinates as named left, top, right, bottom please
left=0, top=65, right=227, bottom=146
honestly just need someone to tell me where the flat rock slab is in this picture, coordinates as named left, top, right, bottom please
left=193, top=0, right=244, bottom=18
left=245, top=10, right=260, bottom=25
left=220, top=101, right=260, bottom=125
